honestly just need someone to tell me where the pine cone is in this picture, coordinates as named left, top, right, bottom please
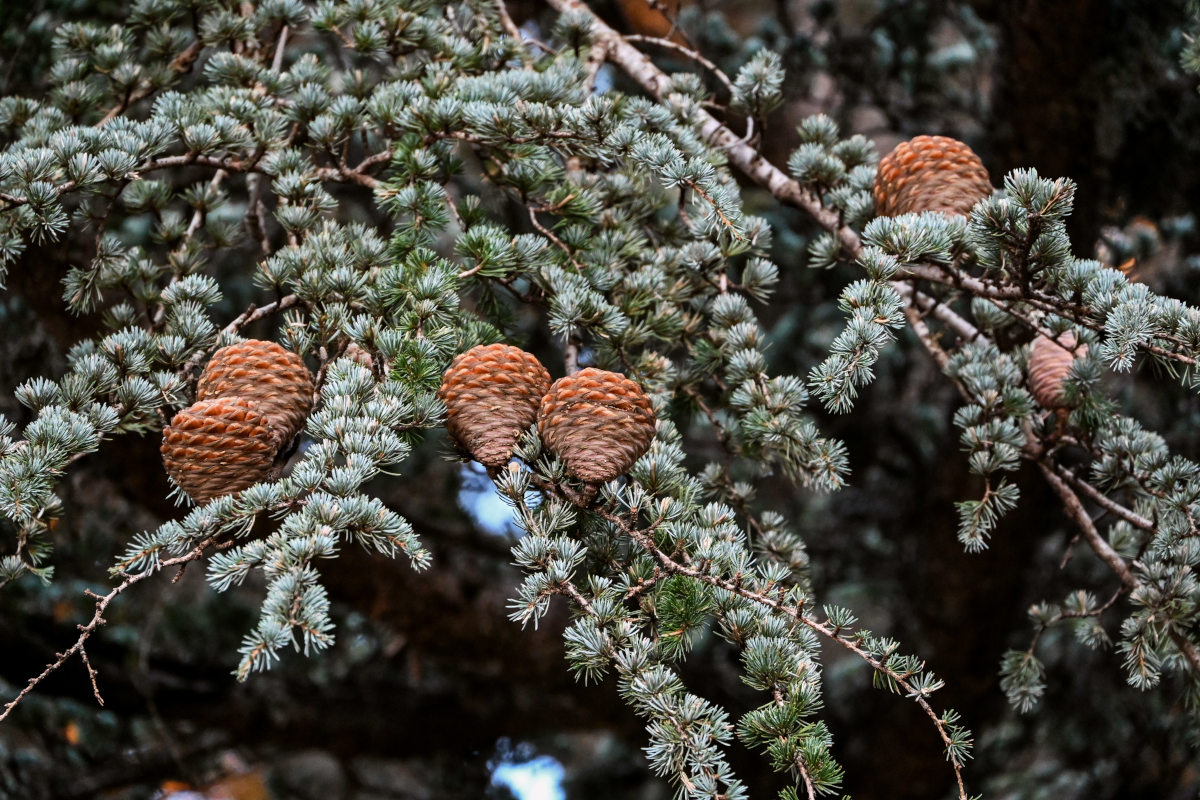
left=874, top=135, right=993, bottom=218
left=197, top=340, right=314, bottom=441
left=438, top=344, right=552, bottom=468
left=1029, top=332, right=1086, bottom=410
left=537, top=368, right=656, bottom=484
left=161, top=397, right=283, bottom=504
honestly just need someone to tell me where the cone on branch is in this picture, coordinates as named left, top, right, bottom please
left=874, top=135, right=993, bottom=218
left=196, top=339, right=314, bottom=441
left=1029, top=331, right=1086, bottom=410
left=161, top=397, right=284, bottom=504
left=438, top=344, right=552, bottom=468
left=537, top=368, right=656, bottom=484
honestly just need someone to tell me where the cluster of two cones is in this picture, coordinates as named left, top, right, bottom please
left=875, top=135, right=1084, bottom=410
left=438, top=344, right=656, bottom=485
left=162, top=341, right=314, bottom=503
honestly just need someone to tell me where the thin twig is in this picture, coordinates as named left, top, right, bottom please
left=0, top=534, right=225, bottom=724
left=1037, top=461, right=1136, bottom=589
left=623, top=34, right=736, bottom=100
left=593, top=506, right=971, bottom=800
left=565, top=338, right=580, bottom=375
left=528, top=205, right=585, bottom=270
left=901, top=284, right=980, bottom=343
left=179, top=294, right=302, bottom=375
left=1053, top=463, right=1155, bottom=532
left=78, top=646, right=103, bottom=707
left=904, top=303, right=950, bottom=369
left=494, top=0, right=535, bottom=66
left=98, top=41, right=204, bottom=126
left=1169, top=630, right=1200, bottom=676
left=795, top=755, right=817, bottom=800
left=271, top=25, right=290, bottom=73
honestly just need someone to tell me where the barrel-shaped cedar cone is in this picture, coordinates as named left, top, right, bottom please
left=197, top=340, right=314, bottom=441
left=438, top=344, right=552, bottom=468
left=161, top=397, right=283, bottom=504
left=874, top=135, right=993, bottom=218
left=537, top=368, right=656, bottom=484
left=1029, top=332, right=1086, bottom=410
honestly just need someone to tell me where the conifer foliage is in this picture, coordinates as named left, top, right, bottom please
left=0, top=0, right=1198, bottom=797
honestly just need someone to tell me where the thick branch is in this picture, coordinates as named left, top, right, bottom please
left=1037, top=461, right=1136, bottom=589
left=1052, top=462, right=1155, bottom=533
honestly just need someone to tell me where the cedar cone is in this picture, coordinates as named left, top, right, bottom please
left=197, top=340, right=314, bottom=441
left=438, top=344, right=552, bottom=468
left=537, top=368, right=656, bottom=484
left=1029, top=332, right=1086, bottom=410
left=874, top=135, right=993, bottom=218
left=161, top=397, right=283, bottom=504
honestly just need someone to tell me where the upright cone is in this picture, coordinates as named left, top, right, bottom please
left=196, top=339, right=314, bottom=442
left=1029, top=332, right=1086, bottom=410
left=537, top=368, right=655, bottom=484
left=874, top=135, right=993, bottom=218
left=439, top=344, right=552, bottom=468
left=161, top=397, right=283, bottom=503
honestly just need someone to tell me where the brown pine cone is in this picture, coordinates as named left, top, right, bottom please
left=874, top=135, right=993, bottom=218
left=1029, top=332, right=1086, bottom=410
left=438, top=344, right=552, bottom=468
left=197, top=340, right=314, bottom=441
left=161, top=397, right=284, bottom=504
left=537, top=368, right=656, bottom=484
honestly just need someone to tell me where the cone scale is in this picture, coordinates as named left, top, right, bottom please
left=161, top=397, right=283, bottom=504
left=438, top=344, right=552, bottom=468
left=874, top=135, right=993, bottom=218
left=537, top=368, right=655, bottom=484
left=197, top=339, right=314, bottom=442
left=1029, top=332, right=1085, bottom=410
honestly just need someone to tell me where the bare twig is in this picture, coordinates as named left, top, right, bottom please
left=1169, top=630, right=1200, bottom=676
left=244, top=173, right=272, bottom=254
left=0, top=534, right=225, bottom=724
left=179, top=294, right=302, bottom=375
left=222, top=293, right=301, bottom=336
left=78, top=646, right=104, bottom=707
left=901, top=285, right=980, bottom=343
left=795, top=755, right=817, bottom=800
left=623, top=34, right=736, bottom=100
left=1052, top=463, right=1155, bottom=532
left=494, top=0, right=536, bottom=66
left=1037, top=461, right=1136, bottom=589
left=528, top=205, right=585, bottom=270
left=98, top=41, right=204, bottom=126
left=904, top=303, right=951, bottom=369
left=271, top=25, right=290, bottom=73
left=565, top=338, right=580, bottom=375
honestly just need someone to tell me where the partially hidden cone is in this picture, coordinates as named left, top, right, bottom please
left=197, top=339, right=314, bottom=441
left=538, top=368, right=656, bottom=484
left=874, top=135, right=993, bottom=218
left=1029, top=332, right=1086, bottom=410
left=161, top=397, right=283, bottom=504
left=439, top=344, right=552, bottom=468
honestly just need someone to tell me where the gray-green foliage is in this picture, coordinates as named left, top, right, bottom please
left=807, top=133, right=1200, bottom=723
left=0, top=1, right=881, bottom=797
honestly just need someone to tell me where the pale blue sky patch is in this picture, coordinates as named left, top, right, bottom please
left=491, top=755, right=566, bottom=800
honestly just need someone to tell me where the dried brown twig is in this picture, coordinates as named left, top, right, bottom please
left=0, top=533, right=231, bottom=724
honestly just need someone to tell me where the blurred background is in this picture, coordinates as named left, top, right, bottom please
left=2, top=0, right=1200, bottom=798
